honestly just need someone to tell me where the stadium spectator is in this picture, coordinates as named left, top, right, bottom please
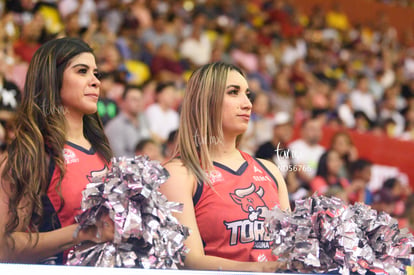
left=141, top=12, right=178, bottom=57
left=239, top=91, right=273, bottom=155
left=310, top=150, right=350, bottom=197
left=289, top=118, right=325, bottom=188
left=325, top=2, right=350, bottom=32
left=12, top=17, right=42, bottom=63
left=350, top=74, right=377, bottom=122
left=105, top=85, right=150, bottom=157
left=348, top=159, right=374, bottom=205
left=179, top=11, right=212, bottom=68
left=329, top=131, right=358, bottom=180
left=145, top=81, right=179, bottom=144
left=150, top=43, right=184, bottom=83
left=135, top=138, right=164, bottom=162
left=255, top=111, right=305, bottom=203
left=374, top=177, right=410, bottom=217
left=400, top=104, right=414, bottom=140
left=379, top=86, right=406, bottom=137
left=97, top=72, right=119, bottom=126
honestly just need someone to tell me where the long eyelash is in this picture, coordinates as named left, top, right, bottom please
left=94, top=72, right=102, bottom=79
left=247, top=91, right=255, bottom=101
left=227, top=89, right=239, bottom=95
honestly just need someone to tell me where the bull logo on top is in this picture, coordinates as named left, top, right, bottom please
left=224, top=183, right=272, bottom=249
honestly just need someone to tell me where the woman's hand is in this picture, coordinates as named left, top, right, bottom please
left=76, top=214, right=114, bottom=244
left=258, top=259, right=288, bottom=272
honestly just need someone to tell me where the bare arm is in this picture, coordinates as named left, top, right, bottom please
left=258, top=158, right=291, bottom=212
left=0, top=167, right=113, bottom=263
left=159, top=160, right=286, bottom=272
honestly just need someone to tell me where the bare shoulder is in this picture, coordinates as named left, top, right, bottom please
left=160, top=159, right=197, bottom=201
left=256, top=158, right=291, bottom=211
left=257, top=158, right=282, bottom=176
left=163, top=159, right=193, bottom=180
left=163, top=158, right=186, bottom=170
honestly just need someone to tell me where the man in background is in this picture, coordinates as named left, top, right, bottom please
left=105, top=85, right=150, bottom=157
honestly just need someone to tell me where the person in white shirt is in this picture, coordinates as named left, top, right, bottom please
left=338, top=95, right=356, bottom=128
left=58, top=0, right=96, bottom=29
left=145, top=82, right=179, bottom=143
left=280, top=38, right=307, bottom=66
left=288, top=118, right=325, bottom=188
left=379, top=88, right=405, bottom=137
left=350, top=75, right=377, bottom=122
left=179, top=11, right=212, bottom=67
left=239, top=91, right=273, bottom=155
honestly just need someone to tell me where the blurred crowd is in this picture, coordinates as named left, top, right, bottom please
left=376, top=0, right=414, bottom=7
left=0, top=0, right=414, bottom=231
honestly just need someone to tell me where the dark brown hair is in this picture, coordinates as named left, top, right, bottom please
left=2, top=37, right=112, bottom=245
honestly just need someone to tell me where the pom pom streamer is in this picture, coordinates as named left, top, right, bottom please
left=265, top=194, right=414, bottom=275
left=67, top=156, right=189, bottom=268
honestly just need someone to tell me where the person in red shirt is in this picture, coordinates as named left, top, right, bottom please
left=13, top=19, right=42, bottom=63
left=0, top=37, right=114, bottom=264
left=160, top=62, right=290, bottom=272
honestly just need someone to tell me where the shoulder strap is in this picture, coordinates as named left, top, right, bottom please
left=39, top=148, right=63, bottom=264
left=193, top=180, right=204, bottom=207
left=252, top=156, right=279, bottom=189
left=45, top=155, right=56, bottom=192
